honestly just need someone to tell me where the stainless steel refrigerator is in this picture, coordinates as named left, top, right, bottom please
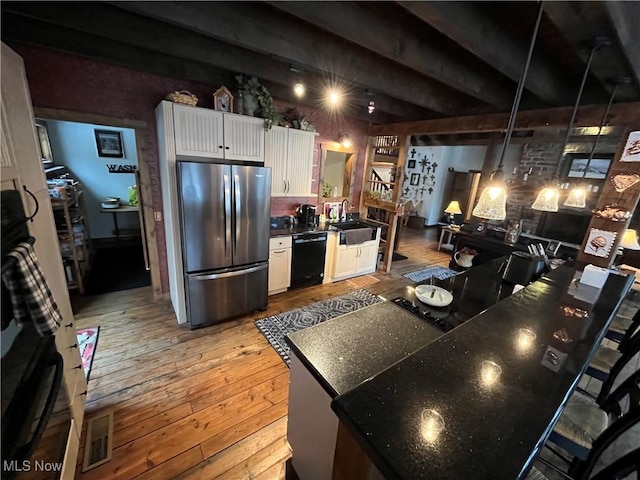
left=177, top=160, right=271, bottom=328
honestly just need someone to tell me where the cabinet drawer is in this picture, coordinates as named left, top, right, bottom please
left=270, top=236, right=292, bottom=249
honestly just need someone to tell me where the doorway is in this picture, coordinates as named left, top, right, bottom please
left=34, top=108, right=161, bottom=300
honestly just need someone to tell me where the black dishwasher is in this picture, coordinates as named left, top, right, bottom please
left=290, top=232, right=327, bottom=289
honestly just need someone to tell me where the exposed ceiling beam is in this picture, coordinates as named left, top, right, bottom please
left=268, top=1, right=513, bottom=109
left=602, top=1, right=640, bottom=88
left=370, top=102, right=640, bottom=136
left=544, top=1, right=640, bottom=102
left=1, top=6, right=403, bottom=124
left=398, top=1, right=574, bottom=105
left=112, top=1, right=472, bottom=115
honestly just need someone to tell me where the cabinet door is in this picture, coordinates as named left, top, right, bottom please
left=333, top=245, right=358, bottom=279
left=355, top=243, right=379, bottom=274
left=173, top=104, right=224, bottom=158
left=286, top=129, right=315, bottom=196
left=268, top=248, right=292, bottom=293
left=264, top=126, right=289, bottom=196
left=2, top=43, right=85, bottom=431
left=223, top=113, right=265, bottom=162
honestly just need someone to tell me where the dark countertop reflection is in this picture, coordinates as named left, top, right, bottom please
left=331, top=266, right=633, bottom=480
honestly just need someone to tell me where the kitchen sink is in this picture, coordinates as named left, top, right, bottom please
left=329, top=221, right=378, bottom=244
left=330, top=221, right=375, bottom=231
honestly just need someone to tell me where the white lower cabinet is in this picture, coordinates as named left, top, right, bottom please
left=329, top=228, right=381, bottom=281
left=268, top=236, right=292, bottom=295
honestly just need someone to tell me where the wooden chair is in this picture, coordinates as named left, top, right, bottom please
left=401, top=200, right=413, bottom=226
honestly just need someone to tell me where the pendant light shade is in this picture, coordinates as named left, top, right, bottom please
left=563, top=187, right=586, bottom=208
left=472, top=2, right=545, bottom=221
left=472, top=183, right=507, bottom=220
left=531, top=187, right=560, bottom=212
left=532, top=38, right=608, bottom=212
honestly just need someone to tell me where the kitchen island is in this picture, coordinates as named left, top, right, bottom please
left=332, top=266, right=633, bottom=480
left=285, top=259, right=634, bottom=479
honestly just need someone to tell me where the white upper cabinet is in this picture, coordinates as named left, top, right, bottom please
left=264, top=126, right=316, bottom=197
left=223, top=113, right=265, bottom=162
left=172, top=104, right=264, bottom=162
left=264, top=126, right=288, bottom=196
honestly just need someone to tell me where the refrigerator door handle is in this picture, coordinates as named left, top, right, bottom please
left=234, top=174, right=241, bottom=253
left=191, top=264, right=267, bottom=281
left=223, top=173, right=232, bottom=256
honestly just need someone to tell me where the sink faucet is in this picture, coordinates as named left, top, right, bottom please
left=341, top=199, right=351, bottom=222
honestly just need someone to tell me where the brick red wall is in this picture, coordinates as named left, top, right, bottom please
left=10, top=43, right=369, bottom=293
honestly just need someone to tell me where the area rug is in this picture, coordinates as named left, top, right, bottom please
left=255, top=289, right=382, bottom=366
left=403, top=265, right=458, bottom=283
left=392, top=252, right=408, bottom=261
left=76, top=327, right=100, bottom=381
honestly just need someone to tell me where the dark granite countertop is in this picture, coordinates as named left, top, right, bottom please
left=331, top=266, right=633, bottom=479
left=286, top=302, right=443, bottom=398
left=269, top=219, right=379, bottom=237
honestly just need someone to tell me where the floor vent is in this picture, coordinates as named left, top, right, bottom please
left=82, top=410, right=114, bottom=472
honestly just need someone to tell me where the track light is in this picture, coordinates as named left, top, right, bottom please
left=367, top=100, right=375, bottom=114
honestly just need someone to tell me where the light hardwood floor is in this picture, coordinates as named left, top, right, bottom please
left=73, top=225, right=451, bottom=479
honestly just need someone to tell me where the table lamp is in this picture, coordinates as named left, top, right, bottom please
left=444, top=201, right=462, bottom=224
left=620, top=229, right=640, bottom=251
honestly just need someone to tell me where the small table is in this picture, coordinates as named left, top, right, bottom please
left=100, top=205, right=139, bottom=239
left=438, top=224, right=459, bottom=251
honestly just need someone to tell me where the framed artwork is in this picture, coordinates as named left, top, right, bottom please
left=566, top=155, right=611, bottom=179
left=621, top=131, right=640, bottom=162
left=35, top=122, right=53, bottom=164
left=94, top=129, right=124, bottom=158
left=407, top=159, right=416, bottom=169
left=324, top=202, right=342, bottom=221
left=584, top=228, right=617, bottom=258
left=213, top=86, right=234, bottom=113
left=410, top=173, right=420, bottom=186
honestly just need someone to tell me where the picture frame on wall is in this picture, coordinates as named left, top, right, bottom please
left=566, top=154, right=611, bottom=179
left=407, top=159, right=416, bottom=169
left=410, top=173, right=420, bottom=186
left=621, top=131, right=640, bottom=162
left=35, top=122, right=54, bottom=164
left=95, top=129, right=124, bottom=158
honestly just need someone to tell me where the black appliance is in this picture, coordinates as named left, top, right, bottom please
left=391, top=297, right=455, bottom=332
left=296, top=204, right=317, bottom=227
left=1, top=328, right=71, bottom=480
left=290, top=232, right=327, bottom=289
left=502, top=251, right=546, bottom=285
left=1, top=189, right=72, bottom=479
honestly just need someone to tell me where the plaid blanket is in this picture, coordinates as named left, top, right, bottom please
left=1, top=242, right=62, bottom=336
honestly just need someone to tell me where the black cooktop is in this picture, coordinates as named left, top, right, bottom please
left=391, top=297, right=454, bottom=332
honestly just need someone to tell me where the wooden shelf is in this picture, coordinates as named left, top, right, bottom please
left=52, top=186, right=90, bottom=294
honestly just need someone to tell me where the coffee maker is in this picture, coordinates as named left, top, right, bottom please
left=296, top=204, right=317, bottom=226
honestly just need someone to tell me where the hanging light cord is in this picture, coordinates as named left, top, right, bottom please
left=586, top=81, right=621, bottom=163
left=496, top=0, right=545, bottom=172
left=553, top=39, right=607, bottom=178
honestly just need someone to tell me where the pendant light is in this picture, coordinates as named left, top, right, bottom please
left=472, top=1, right=544, bottom=221
left=532, top=37, right=609, bottom=211
left=564, top=78, right=627, bottom=208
